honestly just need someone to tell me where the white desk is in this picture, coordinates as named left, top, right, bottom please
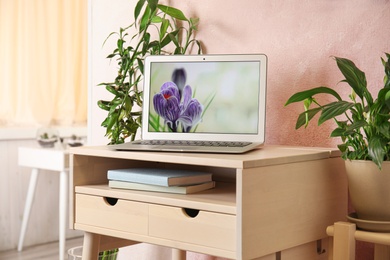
left=18, top=146, right=69, bottom=260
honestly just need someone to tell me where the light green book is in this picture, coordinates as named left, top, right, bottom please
left=109, top=180, right=216, bottom=194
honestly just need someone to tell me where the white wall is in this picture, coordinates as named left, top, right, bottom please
left=88, top=0, right=136, bottom=145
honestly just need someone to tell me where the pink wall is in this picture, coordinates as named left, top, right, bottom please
left=172, top=0, right=390, bottom=149
left=90, top=0, right=390, bottom=148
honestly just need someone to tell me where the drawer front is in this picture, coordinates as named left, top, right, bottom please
left=149, top=204, right=236, bottom=251
left=75, top=194, right=148, bottom=234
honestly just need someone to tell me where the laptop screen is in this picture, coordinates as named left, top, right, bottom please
left=142, top=54, right=267, bottom=142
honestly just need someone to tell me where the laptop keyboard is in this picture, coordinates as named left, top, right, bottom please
left=136, top=140, right=252, bottom=148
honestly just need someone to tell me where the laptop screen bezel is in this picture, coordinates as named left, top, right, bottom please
left=141, top=54, right=267, bottom=143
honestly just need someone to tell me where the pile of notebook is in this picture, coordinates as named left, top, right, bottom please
left=107, top=168, right=215, bottom=194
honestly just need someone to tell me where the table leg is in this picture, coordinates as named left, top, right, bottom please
left=83, top=232, right=101, bottom=260
left=17, top=168, right=39, bottom=251
left=172, top=249, right=186, bottom=260
left=59, top=170, right=68, bottom=260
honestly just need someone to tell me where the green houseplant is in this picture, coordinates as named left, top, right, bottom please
left=285, top=53, right=390, bottom=169
left=98, top=0, right=202, bottom=145
left=95, top=1, right=203, bottom=256
left=285, top=53, right=390, bottom=223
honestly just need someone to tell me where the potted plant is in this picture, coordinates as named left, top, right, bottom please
left=98, top=0, right=202, bottom=145
left=285, top=53, right=390, bottom=224
left=95, top=1, right=203, bottom=256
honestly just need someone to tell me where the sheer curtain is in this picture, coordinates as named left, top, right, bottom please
left=0, top=0, right=87, bottom=127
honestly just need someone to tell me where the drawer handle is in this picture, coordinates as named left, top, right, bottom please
left=104, top=197, right=118, bottom=206
left=182, top=208, right=199, bottom=218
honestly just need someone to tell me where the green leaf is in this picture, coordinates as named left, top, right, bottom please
left=385, top=89, right=390, bottom=109
left=139, top=5, right=152, bottom=32
left=330, top=127, right=345, bottom=137
left=169, top=33, right=180, bottom=47
left=285, top=86, right=342, bottom=106
left=160, top=30, right=179, bottom=48
left=318, top=101, right=355, bottom=125
left=377, top=120, right=390, bottom=139
left=97, top=100, right=111, bottom=111
left=334, top=56, right=373, bottom=105
left=330, top=120, right=367, bottom=137
left=123, top=96, right=133, bottom=113
left=159, top=18, right=169, bottom=40
left=158, top=4, right=188, bottom=21
left=348, top=119, right=367, bottom=131
left=151, top=15, right=162, bottom=23
left=148, top=40, right=160, bottom=49
left=368, top=135, right=386, bottom=169
left=382, top=53, right=390, bottom=83
left=134, top=0, right=146, bottom=22
left=105, top=85, right=119, bottom=96
left=106, top=53, right=117, bottom=59
left=195, top=40, right=202, bottom=54
left=117, top=38, right=124, bottom=52
left=295, top=107, right=322, bottom=129
left=146, top=0, right=158, bottom=12
left=190, top=17, right=200, bottom=30
left=137, top=58, right=144, bottom=75
left=106, top=112, right=119, bottom=132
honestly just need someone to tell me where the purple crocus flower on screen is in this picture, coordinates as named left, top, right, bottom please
left=153, top=69, right=203, bottom=132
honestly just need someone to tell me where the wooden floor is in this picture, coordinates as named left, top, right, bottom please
left=0, top=236, right=83, bottom=260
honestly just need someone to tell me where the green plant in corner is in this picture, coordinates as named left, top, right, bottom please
left=98, top=0, right=202, bottom=145
left=285, top=53, right=390, bottom=169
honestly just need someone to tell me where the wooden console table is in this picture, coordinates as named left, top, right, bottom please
left=69, top=145, right=348, bottom=260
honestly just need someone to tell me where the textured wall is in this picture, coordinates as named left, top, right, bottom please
left=175, top=0, right=390, bottom=149
left=90, top=0, right=390, bottom=149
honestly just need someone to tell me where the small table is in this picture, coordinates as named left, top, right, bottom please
left=327, top=222, right=390, bottom=260
left=70, top=145, right=348, bottom=260
left=18, top=146, right=69, bottom=260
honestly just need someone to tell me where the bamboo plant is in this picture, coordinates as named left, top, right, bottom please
left=98, top=0, right=202, bottom=144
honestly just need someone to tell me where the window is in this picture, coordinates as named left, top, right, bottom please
left=0, top=0, right=87, bottom=127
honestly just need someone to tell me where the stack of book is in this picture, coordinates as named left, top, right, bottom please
left=107, top=168, right=215, bottom=194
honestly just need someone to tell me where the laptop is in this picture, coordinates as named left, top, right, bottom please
left=111, top=54, right=267, bottom=153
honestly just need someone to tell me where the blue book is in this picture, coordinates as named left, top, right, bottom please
left=107, top=168, right=212, bottom=187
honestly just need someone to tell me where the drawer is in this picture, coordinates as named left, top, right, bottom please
left=149, top=204, right=236, bottom=251
left=75, top=194, right=148, bottom=234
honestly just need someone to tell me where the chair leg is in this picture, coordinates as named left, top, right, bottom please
left=333, top=222, right=356, bottom=260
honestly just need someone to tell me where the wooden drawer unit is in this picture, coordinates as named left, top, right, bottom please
left=69, top=145, right=348, bottom=259
left=149, top=204, right=236, bottom=251
left=75, top=193, right=148, bottom=235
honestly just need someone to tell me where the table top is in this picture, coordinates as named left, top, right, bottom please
left=69, top=145, right=340, bottom=169
left=18, top=146, right=69, bottom=171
